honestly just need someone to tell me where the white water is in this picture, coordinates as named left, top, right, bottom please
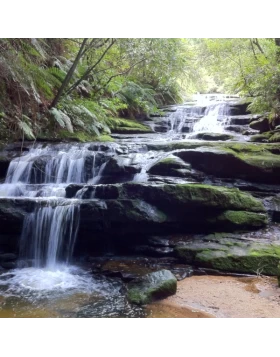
left=0, top=266, right=96, bottom=294
left=192, top=102, right=230, bottom=133
left=166, top=101, right=230, bottom=136
left=0, top=143, right=120, bottom=293
left=0, top=99, right=232, bottom=299
left=18, top=200, right=80, bottom=269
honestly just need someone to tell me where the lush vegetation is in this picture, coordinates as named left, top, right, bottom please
left=190, top=39, right=280, bottom=116
left=0, top=38, right=189, bottom=143
left=1, top=38, right=280, bottom=144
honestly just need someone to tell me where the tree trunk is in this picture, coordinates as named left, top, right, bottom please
left=50, top=38, right=88, bottom=108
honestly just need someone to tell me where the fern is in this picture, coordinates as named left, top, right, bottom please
left=18, top=121, right=35, bottom=140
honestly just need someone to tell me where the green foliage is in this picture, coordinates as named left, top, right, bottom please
left=3, top=37, right=280, bottom=144
left=190, top=38, right=280, bottom=116
left=18, top=119, right=35, bottom=140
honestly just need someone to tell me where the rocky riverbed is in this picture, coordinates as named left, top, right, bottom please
left=0, top=99, right=280, bottom=317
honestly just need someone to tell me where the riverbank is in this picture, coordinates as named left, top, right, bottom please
left=150, top=275, right=280, bottom=318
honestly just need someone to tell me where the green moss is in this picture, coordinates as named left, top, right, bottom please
left=94, top=135, right=114, bottom=142
left=127, top=280, right=176, bottom=305
left=127, top=270, right=177, bottom=305
left=164, top=184, right=265, bottom=212
left=105, top=117, right=152, bottom=134
left=176, top=241, right=280, bottom=276
left=250, top=132, right=273, bottom=142
left=197, top=254, right=280, bottom=275
left=38, top=130, right=114, bottom=143
left=269, top=132, right=280, bottom=143
left=216, top=210, right=268, bottom=228
left=148, top=157, right=190, bottom=176
left=250, top=246, right=280, bottom=257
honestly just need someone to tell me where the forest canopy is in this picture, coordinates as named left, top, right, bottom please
left=0, top=38, right=279, bottom=143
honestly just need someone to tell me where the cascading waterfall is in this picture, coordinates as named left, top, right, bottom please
left=19, top=200, right=80, bottom=269
left=1, top=143, right=119, bottom=198
left=168, top=105, right=204, bottom=135
left=166, top=101, right=230, bottom=137
left=192, top=102, right=230, bottom=133
left=0, top=142, right=123, bottom=294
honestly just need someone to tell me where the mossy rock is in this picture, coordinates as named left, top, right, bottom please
left=176, top=240, right=280, bottom=275
left=122, top=183, right=265, bottom=213
left=249, top=117, right=270, bottom=133
left=214, top=210, right=268, bottom=229
left=127, top=269, right=177, bottom=305
left=174, top=145, right=280, bottom=184
left=102, top=157, right=141, bottom=176
left=148, top=156, right=191, bottom=177
left=195, top=133, right=234, bottom=141
left=106, top=117, right=153, bottom=134
left=250, top=132, right=273, bottom=142
left=268, top=132, right=280, bottom=143
left=37, top=129, right=114, bottom=143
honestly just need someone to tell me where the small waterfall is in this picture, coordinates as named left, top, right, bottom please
left=192, top=102, right=230, bottom=133
left=167, top=105, right=204, bottom=135
left=2, top=143, right=121, bottom=198
left=165, top=97, right=231, bottom=137
left=19, top=200, right=80, bottom=269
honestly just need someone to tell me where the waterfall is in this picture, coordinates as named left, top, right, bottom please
left=19, top=200, right=80, bottom=269
left=166, top=101, right=230, bottom=136
left=192, top=102, right=230, bottom=133
left=167, top=105, right=204, bottom=135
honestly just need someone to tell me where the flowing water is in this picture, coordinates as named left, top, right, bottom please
left=0, top=97, right=253, bottom=318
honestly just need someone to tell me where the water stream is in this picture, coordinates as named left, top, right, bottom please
left=0, top=98, right=262, bottom=317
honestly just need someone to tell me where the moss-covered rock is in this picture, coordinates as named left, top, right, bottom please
left=174, top=145, right=280, bottom=184
left=195, top=133, right=234, bottom=141
left=250, top=132, right=273, bottom=142
left=76, top=183, right=267, bottom=233
left=37, top=130, right=114, bottom=143
left=127, top=269, right=177, bottom=305
left=102, top=157, right=141, bottom=176
left=122, top=183, right=265, bottom=213
left=268, top=132, right=280, bottom=143
left=176, top=239, right=280, bottom=275
left=148, top=156, right=191, bottom=177
left=106, top=117, right=153, bottom=134
left=249, top=117, right=270, bottom=133
left=213, top=210, right=268, bottom=229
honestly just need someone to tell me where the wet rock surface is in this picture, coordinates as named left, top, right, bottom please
left=175, top=232, right=280, bottom=276
left=1, top=99, right=280, bottom=301
left=90, top=256, right=193, bottom=281
left=127, top=269, right=177, bottom=305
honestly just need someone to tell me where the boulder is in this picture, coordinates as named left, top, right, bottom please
left=127, top=269, right=177, bottom=305
left=176, top=237, right=280, bottom=276
left=250, top=132, right=272, bottom=142
left=227, top=115, right=252, bottom=125
left=249, top=117, right=270, bottom=133
left=102, top=157, right=141, bottom=176
left=225, top=125, right=247, bottom=133
left=174, top=145, right=280, bottom=184
left=195, top=133, right=234, bottom=141
left=228, top=101, right=251, bottom=116
left=148, top=156, right=191, bottom=177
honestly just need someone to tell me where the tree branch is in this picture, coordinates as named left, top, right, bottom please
left=65, top=39, right=116, bottom=96
left=252, top=39, right=267, bottom=58
left=50, top=38, right=88, bottom=108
